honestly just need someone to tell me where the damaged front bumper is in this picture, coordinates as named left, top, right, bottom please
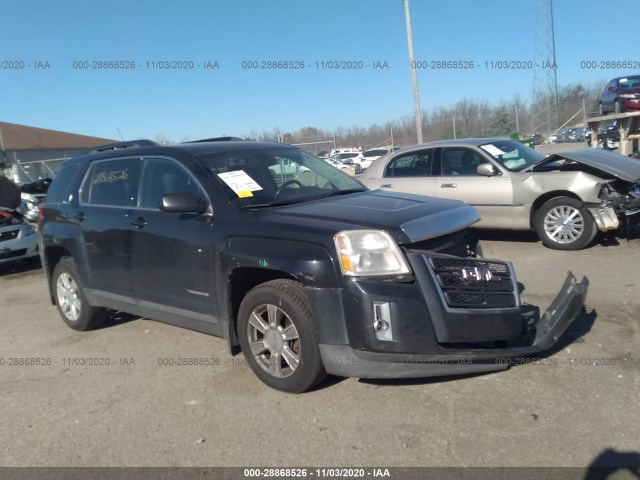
left=315, top=268, right=589, bottom=379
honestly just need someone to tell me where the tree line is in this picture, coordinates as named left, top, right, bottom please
left=156, top=80, right=605, bottom=150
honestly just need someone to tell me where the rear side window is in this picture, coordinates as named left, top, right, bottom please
left=45, top=164, right=80, bottom=203
left=384, top=149, right=434, bottom=177
left=80, top=158, right=141, bottom=206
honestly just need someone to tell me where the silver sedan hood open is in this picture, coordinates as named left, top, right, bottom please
left=534, top=149, right=640, bottom=183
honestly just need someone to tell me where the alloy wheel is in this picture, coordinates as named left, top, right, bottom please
left=56, top=272, right=82, bottom=322
left=246, top=304, right=301, bottom=378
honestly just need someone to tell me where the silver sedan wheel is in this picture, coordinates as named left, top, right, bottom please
left=56, top=272, right=82, bottom=322
left=247, top=304, right=300, bottom=378
left=543, top=205, right=585, bottom=244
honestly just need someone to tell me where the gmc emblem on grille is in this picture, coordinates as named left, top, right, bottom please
left=461, top=267, right=494, bottom=281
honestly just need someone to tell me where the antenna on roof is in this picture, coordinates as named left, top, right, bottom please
left=116, top=127, right=125, bottom=141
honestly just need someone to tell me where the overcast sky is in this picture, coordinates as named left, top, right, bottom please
left=1, top=0, right=636, bottom=140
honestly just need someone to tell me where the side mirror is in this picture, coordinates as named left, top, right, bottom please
left=476, top=163, right=497, bottom=176
left=160, top=192, right=208, bottom=214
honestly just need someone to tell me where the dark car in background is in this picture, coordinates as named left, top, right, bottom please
left=38, top=139, right=588, bottom=392
left=599, top=75, right=640, bottom=115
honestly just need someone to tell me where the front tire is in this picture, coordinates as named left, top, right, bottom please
left=52, top=257, right=105, bottom=330
left=535, top=197, right=597, bottom=250
left=237, top=279, right=326, bottom=393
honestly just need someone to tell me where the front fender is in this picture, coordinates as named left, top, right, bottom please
left=221, top=236, right=339, bottom=288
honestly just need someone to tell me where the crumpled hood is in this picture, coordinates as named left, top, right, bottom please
left=259, top=190, right=480, bottom=244
left=537, top=149, right=640, bottom=183
left=0, top=176, right=21, bottom=210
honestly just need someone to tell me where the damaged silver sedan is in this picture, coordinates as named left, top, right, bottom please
left=362, top=139, right=640, bottom=250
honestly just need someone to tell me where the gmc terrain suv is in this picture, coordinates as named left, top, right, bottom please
left=38, top=139, right=589, bottom=392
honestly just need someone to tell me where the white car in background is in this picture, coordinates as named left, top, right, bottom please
left=355, top=146, right=399, bottom=169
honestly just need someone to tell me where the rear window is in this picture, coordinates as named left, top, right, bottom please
left=45, top=164, right=80, bottom=203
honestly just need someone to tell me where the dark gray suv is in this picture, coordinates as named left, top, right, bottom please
left=38, top=139, right=589, bottom=392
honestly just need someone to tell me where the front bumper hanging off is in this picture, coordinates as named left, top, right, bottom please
left=319, top=272, right=589, bottom=379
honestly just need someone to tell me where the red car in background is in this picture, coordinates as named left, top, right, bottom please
left=598, top=75, right=640, bottom=115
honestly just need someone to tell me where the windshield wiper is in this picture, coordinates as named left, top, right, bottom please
left=243, top=198, right=312, bottom=209
left=323, top=188, right=367, bottom=197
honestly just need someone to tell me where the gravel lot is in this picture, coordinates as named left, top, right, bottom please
left=0, top=229, right=639, bottom=470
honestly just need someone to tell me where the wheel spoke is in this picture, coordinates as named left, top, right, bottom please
left=249, top=311, right=268, bottom=334
left=281, top=346, right=299, bottom=371
left=266, top=304, right=279, bottom=327
left=281, top=324, right=299, bottom=341
left=268, top=353, right=283, bottom=377
left=249, top=339, right=268, bottom=356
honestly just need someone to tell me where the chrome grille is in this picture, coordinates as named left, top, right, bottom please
left=427, top=256, right=517, bottom=309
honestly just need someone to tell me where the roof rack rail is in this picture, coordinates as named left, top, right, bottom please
left=91, top=139, right=159, bottom=152
left=182, top=137, right=245, bottom=143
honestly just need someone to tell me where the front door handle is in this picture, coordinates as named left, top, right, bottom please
left=440, top=183, right=458, bottom=188
left=74, top=212, right=86, bottom=222
left=380, top=184, right=394, bottom=188
left=129, top=217, right=147, bottom=228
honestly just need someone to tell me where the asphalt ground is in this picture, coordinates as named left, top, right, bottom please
left=0, top=225, right=639, bottom=472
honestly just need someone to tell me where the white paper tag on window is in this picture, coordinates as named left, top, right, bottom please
left=480, top=144, right=506, bottom=157
left=217, top=170, right=263, bottom=198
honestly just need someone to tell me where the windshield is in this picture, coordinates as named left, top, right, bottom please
left=195, top=147, right=366, bottom=207
left=479, top=140, right=546, bottom=172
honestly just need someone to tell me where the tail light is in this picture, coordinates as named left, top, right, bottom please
left=37, top=206, right=44, bottom=226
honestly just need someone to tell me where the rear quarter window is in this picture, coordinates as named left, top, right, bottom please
left=45, top=164, right=80, bottom=203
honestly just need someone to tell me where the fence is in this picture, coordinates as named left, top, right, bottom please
left=2, top=158, right=64, bottom=184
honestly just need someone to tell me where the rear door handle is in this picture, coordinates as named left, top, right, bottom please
left=74, top=212, right=86, bottom=222
left=380, top=184, right=394, bottom=188
left=440, top=183, right=458, bottom=188
left=129, top=217, right=147, bottom=228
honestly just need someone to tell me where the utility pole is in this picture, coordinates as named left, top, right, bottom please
left=532, top=0, right=560, bottom=134
left=403, top=0, right=423, bottom=144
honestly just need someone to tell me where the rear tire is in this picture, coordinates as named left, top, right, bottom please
left=52, top=257, right=105, bottom=330
left=535, top=197, right=597, bottom=250
left=237, top=279, right=326, bottom=393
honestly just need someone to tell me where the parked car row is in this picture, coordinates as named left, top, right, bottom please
left=549, top=127, right=589, bottom=144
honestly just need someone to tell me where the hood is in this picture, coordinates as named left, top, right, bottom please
left=259, top=190, right=480, bottom=244
left=0, top=176, right=21, bottom=210
left=538, top=149, right=640, bottom=183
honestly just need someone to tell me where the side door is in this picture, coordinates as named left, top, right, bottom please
left=374, top=148, right=437, bottom=197
left=435, top=147, right=515, bottom=228
left=130, top=156, right=219, bottom=333
left=77, top=156, right=141, bottom=307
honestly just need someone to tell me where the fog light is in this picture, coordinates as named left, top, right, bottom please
left=373, top=302, right=393, bottom=342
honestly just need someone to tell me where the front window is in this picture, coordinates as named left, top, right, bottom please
left=479, top=140, right=545, bottom=172
left=195, top=148, right=366, bottom=207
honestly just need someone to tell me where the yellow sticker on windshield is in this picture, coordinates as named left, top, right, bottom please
left=236, top=190, right=253, bottom=198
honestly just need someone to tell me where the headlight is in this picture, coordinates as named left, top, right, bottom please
left=334, top=230, right=411, bottom=277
